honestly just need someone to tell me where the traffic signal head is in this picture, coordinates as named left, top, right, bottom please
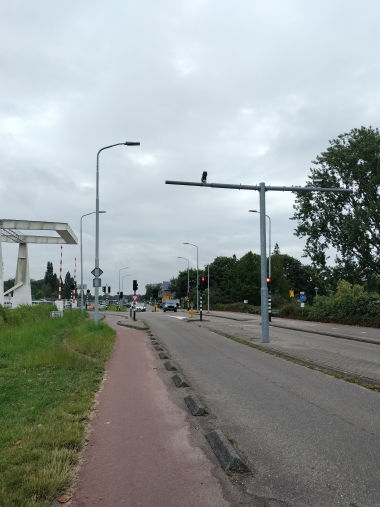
left=200, top=276, right=207, bottom=291
left=102, top=286, right=106, bottom=293
left=86, top=289, right=90, bottom=294
left=133, top=279, right=138, bottom=291
left=108, top=286, right=111, bottom=293
left=266, top=277, right=271, bottom=290
left=119, top=291, right=123, bottom=299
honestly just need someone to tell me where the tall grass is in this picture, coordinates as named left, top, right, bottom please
left=0, top=306, right=115, bottom=506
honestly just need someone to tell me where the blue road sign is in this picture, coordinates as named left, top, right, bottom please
left=300, top=292, right=307, bottom=302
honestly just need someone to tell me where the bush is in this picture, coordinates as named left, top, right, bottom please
left=211, top=302, right=261, bottom=314
left=279, top=280, right=380, bottom=327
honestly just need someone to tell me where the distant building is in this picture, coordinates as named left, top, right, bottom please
left=159, top=281, right=176, bottom=301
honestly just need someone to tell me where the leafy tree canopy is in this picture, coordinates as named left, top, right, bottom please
left=292, top=126, right=380, bottom=285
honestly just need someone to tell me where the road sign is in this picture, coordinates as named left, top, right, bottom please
left=300, top=292, right=307, bottom=302
left=91, top=267, right=103, bottom=277
left=289, top=289, right=294, bottom=298
left=132, top=294, right=138, bottom=302
left=93, top=278, right=102, bottom=287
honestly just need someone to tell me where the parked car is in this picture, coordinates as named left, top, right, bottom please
left=135, top=302, right=146, bottom=312
left=162, top=300, right=177, bottom=312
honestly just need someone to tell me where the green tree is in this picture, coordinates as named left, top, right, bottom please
left=292, top=126, right=380, bottom=285
left=208, top=256, right=238, bottom=304
left=145, top=283, right=162, bottom=301
left=62, top=271, right=74, bottom=300
left=235, top=251, right=261, bottom=305
left=43, top=261, right=58, bottom=298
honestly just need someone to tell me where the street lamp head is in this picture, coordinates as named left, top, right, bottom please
left=248, top=210, right=258, bottom=213
left=183, top=242, right=190, bottom=245
left=124, top=141, right=140, bottom=146
left=99, top=211, right=106, bottom=214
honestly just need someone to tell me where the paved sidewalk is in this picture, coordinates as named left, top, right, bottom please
left=200, top=313, right=380, bottom=385
left=71, top=314, right=235, bottom=507
left=207, top=310, right=380, bottom=344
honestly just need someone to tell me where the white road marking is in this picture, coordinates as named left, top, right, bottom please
left=168, top=316, right=186, bottom=320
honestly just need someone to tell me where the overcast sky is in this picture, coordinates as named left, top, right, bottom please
left=1, top=0, right=379, bottom=296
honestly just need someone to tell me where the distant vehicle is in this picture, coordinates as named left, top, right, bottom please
left=162, top=300, right=177, bottom=312
left=135, top=302, right=146, bottom=312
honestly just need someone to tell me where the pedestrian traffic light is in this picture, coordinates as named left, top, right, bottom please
left=266, top=277, right=271, bottom=290
left=133, top=280, right=138, bottom=291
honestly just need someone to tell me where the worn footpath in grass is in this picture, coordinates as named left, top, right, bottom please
left=0, top=305, right=115, bottom=506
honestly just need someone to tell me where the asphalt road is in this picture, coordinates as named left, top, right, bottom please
left=142, top=311, right=380, bottom=507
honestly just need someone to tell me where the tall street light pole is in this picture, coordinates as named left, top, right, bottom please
left=177, top=256, right=190, bottom=310
left=249, top=210, right=271, bottom=278
left=122, top=274, right=130, bottom=292
left=118, top=266, right=129, bottom=309
left=80, top=210, right=106, bottom=311
left=183, top=242, right=199, bottom=311
left=94, top=141, right=140, bottom=325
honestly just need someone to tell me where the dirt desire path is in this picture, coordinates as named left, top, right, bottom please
left=70, top=314, right=235, bottom=507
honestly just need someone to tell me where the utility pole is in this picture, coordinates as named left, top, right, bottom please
left=166, top=178, right=352, bottom=343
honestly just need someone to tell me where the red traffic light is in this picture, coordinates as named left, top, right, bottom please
left=266, top=277, right=271, bottom=282
left=201, top=277, right=205, bottom=282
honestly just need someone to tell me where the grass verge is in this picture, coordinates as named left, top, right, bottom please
left=0, top=305, right=115, bottom=506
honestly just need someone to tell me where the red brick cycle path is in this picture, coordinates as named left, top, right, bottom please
left=71, top=314, right=234, bottom=507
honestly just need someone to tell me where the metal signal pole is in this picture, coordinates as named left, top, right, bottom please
left=166, top=179, right=352, bottom=343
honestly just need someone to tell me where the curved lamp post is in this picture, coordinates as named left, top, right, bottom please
left=80, top=210, right=106, bottom=311
left=177, top=256, right=190, bottom=310
left=94, top=141, right=140, bottom=324
left=183, top=242, right=199, bottom=311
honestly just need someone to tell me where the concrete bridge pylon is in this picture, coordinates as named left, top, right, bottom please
left=0, top=219, right=77, bottom=308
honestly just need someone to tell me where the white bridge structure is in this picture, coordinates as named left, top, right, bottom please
left=0, top=219, right=77, bottom=308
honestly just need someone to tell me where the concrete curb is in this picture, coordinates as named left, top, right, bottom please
left=205, top=430, right=249, bottom=472
left=184, top=394, right=207, bottom=416
left=164, top=361, right=177, bottom=371
left=171, top=374, right=189, bottom=388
